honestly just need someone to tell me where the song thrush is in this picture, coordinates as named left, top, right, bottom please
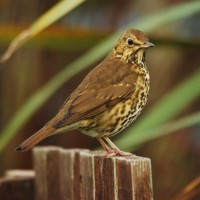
left=16, top=28, right=154, bottom=156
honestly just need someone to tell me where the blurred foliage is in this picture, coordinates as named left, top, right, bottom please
left=0, top=0, right=85, bottom=63
left=1, top=1, right=200, bottom=153
left=174, top=176, right=200, bottom=200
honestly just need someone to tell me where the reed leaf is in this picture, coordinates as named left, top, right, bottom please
left=0, top=0, right=85, bottom=63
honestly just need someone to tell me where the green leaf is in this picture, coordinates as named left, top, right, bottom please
left=0, top=0, right=85, bottom=63
left=135, top=111, right=200, bottom=147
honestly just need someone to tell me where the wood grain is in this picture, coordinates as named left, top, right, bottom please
left=33, top=147, right=153, bottom=200
left=0, top=170, right=35, bottom=200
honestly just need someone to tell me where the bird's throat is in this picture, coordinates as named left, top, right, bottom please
left=130, top=49, right=146, bottom=67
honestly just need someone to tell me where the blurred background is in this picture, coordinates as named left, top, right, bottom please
left=0, top=0, right=200, bottom=199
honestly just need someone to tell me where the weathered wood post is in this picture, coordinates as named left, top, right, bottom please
left=0, top=170, right=35, bottom=200
left=33, top=146, right=153, bottom=200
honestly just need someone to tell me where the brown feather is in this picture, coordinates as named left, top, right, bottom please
left=53, top=54, right=137, bottom=128
left=15, top=126, right=55, bottom=152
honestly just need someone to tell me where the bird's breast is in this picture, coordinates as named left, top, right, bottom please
left=78, top=67, right=150, bottom=138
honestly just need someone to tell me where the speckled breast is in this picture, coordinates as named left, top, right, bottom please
left=79, top=71, right=150, bottom=138
left=103, top=75, right=150, bottom=137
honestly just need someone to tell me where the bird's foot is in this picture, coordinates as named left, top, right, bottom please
left=113, top=149, right=134, bottom=156
left=102, top=149, right=134, bottom=157
left=102, top=149, right=118, bottom=157
left=97, top=137, right=134, bottom=157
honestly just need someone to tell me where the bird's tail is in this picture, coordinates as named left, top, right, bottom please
left=15, top=126, right=55, bottom=152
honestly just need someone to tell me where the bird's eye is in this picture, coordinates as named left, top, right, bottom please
left=126, top=38, right=134, bottom=45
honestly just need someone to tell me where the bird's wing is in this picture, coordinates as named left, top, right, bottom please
left=53, top=84, right=135, bottom=127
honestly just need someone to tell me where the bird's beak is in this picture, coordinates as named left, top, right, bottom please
left=143, top=41, right=155, bottom=48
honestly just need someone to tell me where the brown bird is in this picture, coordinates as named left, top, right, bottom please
left=16, top=28, right=154, bottom=156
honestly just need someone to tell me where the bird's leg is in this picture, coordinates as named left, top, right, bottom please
left=97, top=137, right=110, bottom=152
left=97, top=137, right=117, bottom=157
left=104, top=137, right=133, bottom=156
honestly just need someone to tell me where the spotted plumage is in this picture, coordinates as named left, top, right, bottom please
left=16, top=29, right=154, bottom=156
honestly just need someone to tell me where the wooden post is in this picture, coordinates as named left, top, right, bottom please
left=0, top=170, right=35, bottom=200
left=33, top=147, right=153, bottom=200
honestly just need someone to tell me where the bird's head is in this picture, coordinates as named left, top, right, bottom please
left=113, top=29, right=154, bottom=67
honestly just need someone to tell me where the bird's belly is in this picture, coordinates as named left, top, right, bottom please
left=79, top=85, right=149, bottom=138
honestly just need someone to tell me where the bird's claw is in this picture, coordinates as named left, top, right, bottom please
left=103, top=149, right=134, bottom=157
